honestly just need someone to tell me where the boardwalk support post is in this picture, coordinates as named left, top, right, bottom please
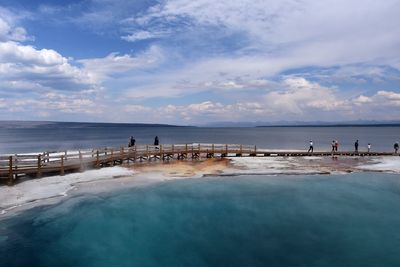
left=96, top=150, right=100, bottom=168
left=8, top=156, right=13, bottom=185
left=79, top=151, right=83, bottom=171
left=60, top=155, right=65, bottom=176
left=121, top=147, right=124, bottom=163
left=37, top=154, right=42, bottom=178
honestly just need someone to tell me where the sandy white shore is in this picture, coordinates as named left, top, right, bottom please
left=0, top=167, right=134, bottom=215
left=356, top=157, right=400, bottom=173
left=0, top=156, right=399, bottom=217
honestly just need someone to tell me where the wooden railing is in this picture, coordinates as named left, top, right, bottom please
left=1, top=143, right=399, bottom=185
left=0, top=144, right=257, bottom=184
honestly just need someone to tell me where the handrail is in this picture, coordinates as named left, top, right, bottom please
left=2, top=143, right=399, bottom=184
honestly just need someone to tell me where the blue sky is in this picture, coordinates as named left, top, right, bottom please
left=0, top=0, right=399, bottom=124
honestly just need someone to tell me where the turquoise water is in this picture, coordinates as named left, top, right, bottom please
left=1, top=173, right=400, bottom=266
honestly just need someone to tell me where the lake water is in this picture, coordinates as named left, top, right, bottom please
left=1, top=172, right=400, bottom=267
left=0, top=121, right=399, bottom=154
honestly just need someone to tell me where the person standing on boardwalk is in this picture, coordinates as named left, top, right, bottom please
left=154, top=136, right=159, bottom=146
left=308, top=140, right=313, bottom=153
left=128, top=136, right=135, bottom=147
left=335, top=140, right=339, bottom=152
left=395, top=142, right=399, bottom=153
left=367, top=143, right=371, bottom=152
left=354, top=140, right=359, bottom=153
left=331, top=140, right=336, bottom=152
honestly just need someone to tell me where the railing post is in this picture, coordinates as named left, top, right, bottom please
left=110, top=149, right=114, bottom=166
left=64, top=151, right=67, bottom=161
left=8, top=156, right=13, bottom=185
left=96, top=150, right=100, bottom=168
left=185, top=144, right=188, bottom=155
left=37, top=154, right=42, bottom=178
left=14, top=155, right=18, bottom=180
left=160, top=144, right=163, bottom=160
left=254, top=145, right=257, bottom=154
left=60, top=155, right=65, bottom=176
left=226, top=144, right=228, bottom=155
left=79, top=151, right=83, bottom=171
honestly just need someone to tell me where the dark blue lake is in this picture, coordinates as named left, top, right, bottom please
left=0, top=121, right=399, bottom=153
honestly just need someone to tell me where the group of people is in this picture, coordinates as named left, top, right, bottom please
left=353, top=140, right=372, bottom=153
left=128, top=136, right=160, bottom=147
left=307, top=140, right=341, bottom=153
left=307, top=140, right=399, bottom=153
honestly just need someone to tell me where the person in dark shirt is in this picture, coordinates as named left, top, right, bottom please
left=128, top=136, right=135, bottom=147
left=154, top=136, right=159, bottom=146
left=354, top=140, right=359, bottom=153
left=395, top=142, right=399, bottom=153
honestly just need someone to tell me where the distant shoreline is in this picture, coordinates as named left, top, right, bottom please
left=2, top=120, right=400, bottom=128
left=256, top=124, right=400, bottom=128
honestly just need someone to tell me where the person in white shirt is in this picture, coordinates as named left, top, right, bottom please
left=308, top=140, right=313, bottom=153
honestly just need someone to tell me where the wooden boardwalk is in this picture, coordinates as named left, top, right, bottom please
left=0, top=143, right=399, bottom=185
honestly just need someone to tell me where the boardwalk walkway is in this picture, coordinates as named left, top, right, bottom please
left=0, top=143, right=399, bottom=185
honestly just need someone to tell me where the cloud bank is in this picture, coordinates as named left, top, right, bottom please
left=0, top=1, right=399, bottom=124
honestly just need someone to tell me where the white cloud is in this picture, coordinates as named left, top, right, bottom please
left=3, top=90, right=105, bottom=118
left=124, top=0, right=400, bottom=71
left=79, top=45, right=164, bottom=82
left=0, top=41, right=67, bottom=65
left=353, top=95, right=373, bottom=105
left=0, top=97, right=5, bottom=108
left=124, top=104, right=152, bottom=113
left=355, top=91, right=400, bottom=107
left=0, top=41, right=95, bottom=92
left=121, top=30, right=168, bottom=42
left=118, top=78, right=400, bottom=123
left=0, top=8, right=30, bottom=42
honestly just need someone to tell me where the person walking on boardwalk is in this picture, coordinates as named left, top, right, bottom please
left=367, top=143, right=371, bottom=152
left=128, top=136, right=135, bottom=147
left=395, top=142, right=399, bottom=153
left=354, top=140, right=359, bottom=153
left=154, top=136, right=159, bottom=146
left=308, top=140, right=314, bottom=153
left=331, top=140, right=336, bottom=152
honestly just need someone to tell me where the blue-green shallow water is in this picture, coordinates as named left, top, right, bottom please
left=1, top=172, right=400, bottom=267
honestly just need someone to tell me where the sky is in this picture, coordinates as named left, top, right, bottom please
left=0, top=0, right=399, bottom=125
